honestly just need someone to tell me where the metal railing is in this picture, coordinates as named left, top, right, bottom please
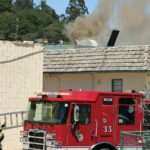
left=0, top=111, right=26, bottom=129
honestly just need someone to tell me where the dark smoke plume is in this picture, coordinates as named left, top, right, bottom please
left=65, top=0, right=150, bottom=46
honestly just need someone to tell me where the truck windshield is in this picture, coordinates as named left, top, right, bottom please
left=26, top=101, right=69, bottom=124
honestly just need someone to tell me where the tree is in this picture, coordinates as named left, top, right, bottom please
left=0, top=0, right=12, bottom=12
left=63, top=0, right=89, bottom=22
left=44, top=21, right=67, bottom=44
left=39, top=0, right=59, bottom=20
left=0, top=12, right=17, bottom=39
left=0, top=0, right=67, bottom=43
left=14, top=0, right=33, bottom=9
left=15, top=9, right=54, bottom=41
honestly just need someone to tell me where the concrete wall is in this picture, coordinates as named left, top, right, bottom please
left=0, top=41, right=43, bottom=149
left=0, top=41, right=43, bottom=113
left=43, top=72, right=147, bottom=92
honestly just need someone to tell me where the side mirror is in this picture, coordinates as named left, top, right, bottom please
left=74, top=105, right=80, bottom=122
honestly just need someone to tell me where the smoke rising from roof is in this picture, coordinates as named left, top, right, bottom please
left=116, top=0, right=150, bottom=45
left=65, top=0, right=116, bottom=41
left=65, top=0, right=150, bottom=46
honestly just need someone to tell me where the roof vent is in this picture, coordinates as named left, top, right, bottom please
left=75, top=39, right=98, bottom=47
left=107, top=30, right=119, bottom=47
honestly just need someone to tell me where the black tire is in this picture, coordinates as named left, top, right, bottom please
left=92, top=143, right=117, bottom=150
left=98, top=149, right=111, bottom=150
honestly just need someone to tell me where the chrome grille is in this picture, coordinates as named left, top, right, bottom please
left=29, top=131, right=45, bottom=137
left=28, top=129, right=46, bottom=150
left=29, top=137, right=44, bottom=143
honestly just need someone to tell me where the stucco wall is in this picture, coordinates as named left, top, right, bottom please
left=0, top=41, right=43, bottom=113
left=43, top=72, right=147, bottom=92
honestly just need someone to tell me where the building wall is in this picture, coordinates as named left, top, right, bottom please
left=146, top=73, right=150, bottom=90
left=43, top=72, right=147, bottom=92
left=0, top=41, right=43, bottom=113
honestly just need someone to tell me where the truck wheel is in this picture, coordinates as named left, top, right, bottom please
left=98, top=149, right=110, bottom=150
left=91, top=143, right=117, bottom=150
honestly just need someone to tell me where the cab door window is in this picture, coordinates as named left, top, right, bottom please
left=71, top=104, right=91, bottom=124
left=118, top=98, right=136, bottom=125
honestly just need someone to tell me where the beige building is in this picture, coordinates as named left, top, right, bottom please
left=0, top=41, right=43, bottom=150
left=43, top=45, right=150, bottom=93
left=1, top=43, right=149, bottom=113
left=0, top=41, right=43, bottom=113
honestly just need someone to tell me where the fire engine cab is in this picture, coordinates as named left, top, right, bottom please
left=21, top=90, right=145, bottom=150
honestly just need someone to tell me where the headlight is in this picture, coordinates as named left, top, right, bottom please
left=20, top=137, right=28, bottom=143
left=20, top=131, right=28, bottom=136
left=46, top=133, right=56, bottom=140
left=54, top=141, right=61, bottom=147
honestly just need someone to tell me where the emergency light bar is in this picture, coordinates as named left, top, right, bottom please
left=126, top=90, right=150, bottom=99
left=34, top=91, right=71, bottom=98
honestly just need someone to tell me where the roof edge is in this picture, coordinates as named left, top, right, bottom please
left=43, top=70, right=150, bottom=74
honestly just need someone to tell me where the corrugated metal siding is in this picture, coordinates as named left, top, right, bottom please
left=123, top=73, right=146, bottom=91
left=146, top=73, right=150, bottom=90
left=43, top=74, right=93, bottom=91
left=94, top=73, right=146, bottom=91
left=59, top=74, right=93, bottom=90
left=43, top=75, right=60, bottom=91
left=43, top=72, right=147, bottom=92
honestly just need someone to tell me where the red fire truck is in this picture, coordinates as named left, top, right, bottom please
left=21, top=90, right=145, bottom=150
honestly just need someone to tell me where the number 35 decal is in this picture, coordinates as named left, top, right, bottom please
left=103, top=126, right=112, bottom=133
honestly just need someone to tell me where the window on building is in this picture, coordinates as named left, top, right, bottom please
left=112, top=79, right=123, bottom=92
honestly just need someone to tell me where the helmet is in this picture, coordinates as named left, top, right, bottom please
left=0, top=123, right=6, bottom=131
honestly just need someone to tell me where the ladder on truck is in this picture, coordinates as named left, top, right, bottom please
left=0, top=111, right=26, bottom=129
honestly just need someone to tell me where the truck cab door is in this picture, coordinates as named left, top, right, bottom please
left=116, top=97, right=140, bottom=146
left=67, top=103, right=95, bottom=147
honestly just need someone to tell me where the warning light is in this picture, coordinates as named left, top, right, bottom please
left=34, top=91, right=71, bottom=98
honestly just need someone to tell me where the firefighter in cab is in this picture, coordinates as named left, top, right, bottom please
left=0, top=123, right=5, bottom=150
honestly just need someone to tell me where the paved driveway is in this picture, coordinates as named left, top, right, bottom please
left=3, top=127, right=22, bottom=150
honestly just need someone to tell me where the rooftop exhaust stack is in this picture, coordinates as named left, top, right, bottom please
left=107, top=30, right=119, bottom=47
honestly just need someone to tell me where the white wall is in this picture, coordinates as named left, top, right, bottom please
left=0, top=41, right=43, bottom=113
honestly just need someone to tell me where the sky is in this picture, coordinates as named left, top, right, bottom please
left=34, top=0, right=98, bottom=15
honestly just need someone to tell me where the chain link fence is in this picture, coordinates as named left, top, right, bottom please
left=144, top=102, right=150, bottom=128
left=120, top=131, right=150, bottom=150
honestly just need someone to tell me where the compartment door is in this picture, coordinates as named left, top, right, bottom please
left=100, top=102, right=115, bottom=143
